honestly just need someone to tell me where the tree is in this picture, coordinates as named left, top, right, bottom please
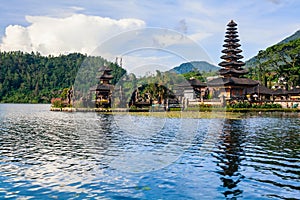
left=253, top=38, right=300, bottom=89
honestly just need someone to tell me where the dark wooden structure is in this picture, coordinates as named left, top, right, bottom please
left=273, top=88, right=288, bottom=100
left=92, top=67, right=113, bottom=108
left=288, top=87, right=300, bottom=100
left=207, top=20, right=258, bottom=100
left=245, top=84, right=274, bottom=101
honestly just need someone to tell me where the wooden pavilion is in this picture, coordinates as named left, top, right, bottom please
left=287, top=87, right=300, bottom=100
left=91, top=66, right=114, bottom=108
left=174, top=78, right=207, bottom=101
left=245, top=84, right=274, bottom=101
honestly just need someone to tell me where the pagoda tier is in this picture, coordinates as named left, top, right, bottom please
left=218, top=20, right=247, bottom=77
left=225, top=34, right=238, bottom=37
left=218, top=68, right=248, bottom=76
left=98, top=66, right=113, bottom=84
left=221, top=49, right=242, bottom=54
left=219, top=61, right=245, bottom=67
left=96, top=74, right=113, bottom=80
left=223, top=43, right=241, bottom=48
left=224, top=38, right=240, bottom=43
left=221, top=54, right=243, bottom=60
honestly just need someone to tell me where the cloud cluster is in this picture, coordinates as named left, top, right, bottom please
left=0, top=14, right=145, bottom=55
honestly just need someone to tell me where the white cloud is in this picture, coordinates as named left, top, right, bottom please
left=90, top=28, right=212, bottom=75
left=0, top=14, right=145, bottom=55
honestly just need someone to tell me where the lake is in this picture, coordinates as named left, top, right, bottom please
left=0, top=104, right=299, bottom=199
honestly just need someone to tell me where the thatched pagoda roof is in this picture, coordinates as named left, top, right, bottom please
left=98, top=66, right=112, bottom=72
left=219, top=68, right=248, bottom=76
left=218, top=20, right=247, bottom=76
left=221, top=48, right=242, bottom=54
left=222, top=43, right=241, bottom=48
left=221, top=54, right=243, bottom=60
left=90, top=84, right=113, bottom=91
left=96, top=74, right=113, bottom=80
left=228, top=20, right=237, bottom=27
left=218, top=61, right=245, bottom=68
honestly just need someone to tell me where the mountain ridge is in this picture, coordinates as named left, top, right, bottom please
left=170, top=61, right=219, bottom=74
left=245, top=29, right=300, bottom=67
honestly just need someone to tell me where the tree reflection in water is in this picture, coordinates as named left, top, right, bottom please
left=213, top=119, right=246, bottom=199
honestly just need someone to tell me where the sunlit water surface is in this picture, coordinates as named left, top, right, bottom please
left=0, top=104, right=299, bottom=199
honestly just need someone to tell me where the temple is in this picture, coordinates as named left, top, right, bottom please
left=83, top=20, right=299, bottom=110
left=93, top=66, right=113, bottom=108
left=208, top=20, right=258, bottom=100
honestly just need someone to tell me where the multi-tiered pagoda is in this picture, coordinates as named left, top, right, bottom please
left=208, top=20, right=258, bottom=100
left=94, top=66, right=114, bottom=108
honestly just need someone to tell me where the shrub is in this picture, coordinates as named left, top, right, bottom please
left=229, top=102, right=251, bottom=108
left=51, top=98, right=63, bottom=108
left=130, top=105, right=137, bottom=110
left=169, top=107, right=181, bottom=111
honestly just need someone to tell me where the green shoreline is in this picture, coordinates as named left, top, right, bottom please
left=50, top=107, right=300, bottom=119
left=50, top=107, right=300, bottom=112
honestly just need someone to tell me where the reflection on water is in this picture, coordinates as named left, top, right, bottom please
left=213, top=119, right=245, bottom=198
left=0, top=104, right=299, bottom=199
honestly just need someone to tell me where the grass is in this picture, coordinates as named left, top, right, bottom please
left=111, top=110, right=243, bottom=119
left=111, top=107, right=300, bottom=119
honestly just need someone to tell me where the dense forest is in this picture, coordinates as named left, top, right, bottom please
left=0, top=51, right=125, bottom=103
left=246, top=38, right=300, bottom=89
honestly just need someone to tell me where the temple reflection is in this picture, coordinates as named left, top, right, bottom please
left=214, top=119, right=245, bottom=199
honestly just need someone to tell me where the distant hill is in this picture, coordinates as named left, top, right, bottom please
left=245, top=29, right=300, bottom=68
left=0, top=51, right=126, bottom=103
left=171, top=61, right=219, bottom=74
left=278, top=30, right=300, bottom=44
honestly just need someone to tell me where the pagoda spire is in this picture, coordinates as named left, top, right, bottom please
left=218, top=20, right=248, bottom=77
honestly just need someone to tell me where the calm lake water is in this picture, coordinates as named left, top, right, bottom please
left=0, top=104, right=299, bottom=199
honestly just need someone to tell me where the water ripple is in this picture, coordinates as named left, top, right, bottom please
left=0, top=104, right=299, bottom=199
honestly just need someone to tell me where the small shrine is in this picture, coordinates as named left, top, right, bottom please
left=208, top=20, right=258, bottom=100
left=93, top=66, right=114, bottom=108
left=174, top=78, right=207, bottom=101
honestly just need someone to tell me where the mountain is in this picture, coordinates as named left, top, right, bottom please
left=245, top=29, right=300, bottom=68
left=171, top=61, right=219, bottom=74
left=278, top=30, right=300, bottom=44
left=244, top=36, right=300, bottom=87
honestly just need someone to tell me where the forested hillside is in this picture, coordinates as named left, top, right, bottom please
left=0, top=51, right=125, bottom=103
left=246, top=38, right=300, bottom=88
left=245, top=29, right=300, bottom=69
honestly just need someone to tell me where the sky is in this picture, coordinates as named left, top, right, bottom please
left=0, top=0, right=299, bottom=74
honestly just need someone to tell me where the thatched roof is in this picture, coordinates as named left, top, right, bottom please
left=90, top=84, right=113, bottom=91
left=219, top=68, right=248, bottom=76
left=98, top=66, right=112, bottom=72
left=188, top=79, right=207, bottom=87
left=207, top=77, right=258, bottom=87
left=273, top=88, right=288, bottom=96
left=228, top=20, right=237, bottom=27
left=96, top=74, right=113, bottom=80
left=287, top=88, right=300, bottom=95
left=245, top=85, right=274, bottom=95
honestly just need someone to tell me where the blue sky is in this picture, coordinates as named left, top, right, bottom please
left=0, top=0, right=299, bottom=73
